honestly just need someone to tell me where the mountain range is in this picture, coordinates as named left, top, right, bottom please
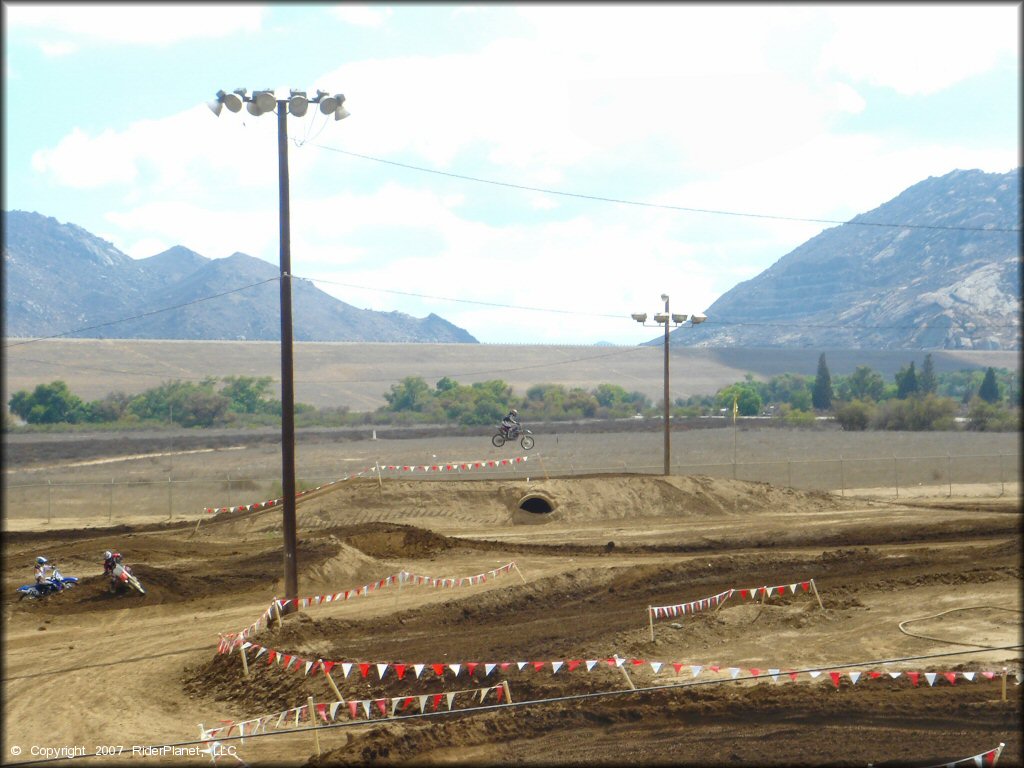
left=670, top=168, right=1020, bottom=350
left=4, top=167, right=1020, bottom=349
left=1, top=213, right=477, bottom=343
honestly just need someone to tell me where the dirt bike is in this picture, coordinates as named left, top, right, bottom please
left=109, top=562, right=146, bottom=596
left=492, top=424, right=535, bottom=450
left=17, top=567, right=79, bottom=600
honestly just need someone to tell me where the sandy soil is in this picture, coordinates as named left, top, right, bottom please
left=2, top=472, right=1021, bottom=767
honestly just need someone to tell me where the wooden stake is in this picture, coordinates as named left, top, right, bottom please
left=308, top=696, right=321, bottom=757
left=323, top=665, right=343, bottom=702
left=1002, top=667, right=1008, bottom=702
left=648, top=606, right=655, bottom=642
left=239, top=644, right=249, bottom=676
left=620, top=665, right=636, bottom=690
left=190, top=517, right=203, bottom=538
left=810, top=579, right=825, bottom=611
left=502, top=680, right=513, bottom=704
left=537, top=453, right=550, bottom=481
left=513, top=563, right=528, bottom=584
left=273, top=598, right=282, bottom=629
left=375, top=461, right=383, bottom=496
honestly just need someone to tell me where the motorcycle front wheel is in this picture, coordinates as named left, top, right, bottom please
left=520, top=435, right=535, bottom=450
left=492, top=434, right=506, bottom=447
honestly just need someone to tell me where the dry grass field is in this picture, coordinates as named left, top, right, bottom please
left=4, top=338, right=1018, bottom=410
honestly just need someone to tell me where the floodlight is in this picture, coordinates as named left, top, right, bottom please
left=289, top=90, right=309, bottom=116
left=207, top=96, right=224, bottom=117
left=253, top=89, right=277, bottom=113
left=318, top=92, right=344, bottom=114
left=654, top=313, right=669, bottom=324
left=690, top=314, right=707, bottom=325
left=334, top=106, right=351, bottom=121
left=631, top=313, right=647, bottom=323
left=671, top=314, right=688, bottom=324
left=223, top=90, right=245, bottom=112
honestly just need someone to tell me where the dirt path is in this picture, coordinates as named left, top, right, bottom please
left=2, top=475, right=1020, bottom=767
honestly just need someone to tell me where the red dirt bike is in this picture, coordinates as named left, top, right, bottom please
left=109, top=562, right=146, bottom=596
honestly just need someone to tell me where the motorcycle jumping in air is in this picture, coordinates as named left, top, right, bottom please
left=492, top=423, right=535, bottom=450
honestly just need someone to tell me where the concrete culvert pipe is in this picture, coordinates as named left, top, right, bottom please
left=518, top=493, right=556, bottom=515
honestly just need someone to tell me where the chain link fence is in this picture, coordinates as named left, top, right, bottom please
left=3, top=450, right=1018, bottom=526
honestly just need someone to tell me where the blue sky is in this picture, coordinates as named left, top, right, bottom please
left=3, top=3, right=1019, bottom=345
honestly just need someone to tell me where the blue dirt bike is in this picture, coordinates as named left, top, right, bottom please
left=17, top=567, right=79, bottom=600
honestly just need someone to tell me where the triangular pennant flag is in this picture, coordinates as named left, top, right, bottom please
left=650, top=661, right=663, bottom=674
left=322, top=661, right=335, bottom=676
left=739, top=589, right=749, bottom=599
left=267, top=650, right=277, bottom=665
left=413, top=664, right=425, bottom=679
left=709, top=665, right=720, bottom=673
left=552, top=661, right=564, bottom=674
left=466, top=662, right=479, bottom=677
left=254, top=646, right=268, bottom=659
left=316, top=703, right=328, bottom=722
left=361, top=700, right=371, bottom=718
left=982, top=671, right=995, bottom=680
left=304, top=661, right=313, bottom=676
left=848, top=672, right=861, bottom=685
left=432, top=663, right=445, bottom=677
left=567, top=660, right=581, bottom=672
left=888, top=671, right=901, bottom=679
left=749, top=668, right=762, bottom=678
left=769, top=669, right=780, bottom=682
left=376, top=663, right=389, bottom=680
left=358, top=663, right=370, bottom=678
left=341, top=662, right=353, bottom=678
left=586, top=660, right=598, bottom=672
left=449, top=663, right=462, bottom=676
left=445, top=692, right=456, bottom=710
left=417, top=695, right=428, bottom=712
left=431, top=694, right=443, bottom=711
left=729, top=668, right=741, bottom=679
left=347, top=701, right=358, bottom=719
left=484, top=663, right=497, bottom=676
left=944, top=672, right=956, bottom=685
left=329, top=702, right=342, bottom=720
left=789, top=583, right=798, bottom=594
left=801, top=581, right=810, bottom=591
left=533, top=661, right=546, bottom=672
left=808, top=670, right=822, bottom=679
left=788, top=671, right=799, bottom=682
left=869, top=672, right=881, bottom=679
left=375, top=699, right=387, bottom=716
left=907, top=672, right=920, bottom=686
left=829, top=672, right=841, bottom=688
left=963, top=672, right=976, bottom=681
left=925, top=672, right=938, bottom=687
left=395, top=663, right=406, bottom=680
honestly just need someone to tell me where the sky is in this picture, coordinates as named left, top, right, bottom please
left=3, top=2, right=1020, bottom=346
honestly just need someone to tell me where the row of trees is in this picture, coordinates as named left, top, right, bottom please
left=5, top=356, right=1019, bottom=432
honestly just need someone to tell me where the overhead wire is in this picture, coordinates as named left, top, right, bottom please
left=304, top=141, right=1022, bottom=234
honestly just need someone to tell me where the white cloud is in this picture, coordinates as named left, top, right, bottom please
left=39, top=40, right=78, bottom=57
left=5, top=4, right=265, bottom=47
left=329, top=5, right=393, bottom=28
left=818, top=5, right=1018, bottom=95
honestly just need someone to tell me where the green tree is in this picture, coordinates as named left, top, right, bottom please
left=383, top=376, right=433, bottom=412
left=978, top=367, right=1000, bottom=404
left=834, top=400, right=872, bottom=431
left=895, top=362, right=919, bottom=399
left=839, top=366, right=886, bottom=402
left=86, top=391, right=132, bottom=423
left=8, top=380, right=87, bottom=424
left=220, top=376, right=274, bottom=414
left=812, top=353, right=833, bottom=410
left=716, top=383, right=762, bottom=417
left=918, top=354, right=937, bottom=395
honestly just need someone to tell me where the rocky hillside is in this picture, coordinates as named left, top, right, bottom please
left=673, top=168, right=1020, bottom=350
left=2, top=212, right=478, bottom=343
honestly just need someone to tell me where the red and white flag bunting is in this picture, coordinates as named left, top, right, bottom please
left=650, top=580, right=813, bottom=622
left=234, top=639, right=1017, bottom=693
left=205, top=682, right=510, bottom=739
left=203, top=456, right=530, bottom=515
left=919, top=743, right=1005, bottom=768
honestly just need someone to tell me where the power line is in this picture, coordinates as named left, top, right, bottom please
left=306, top=142, right=1022, bottom=234
left=3, top=278, right=280, bottom=349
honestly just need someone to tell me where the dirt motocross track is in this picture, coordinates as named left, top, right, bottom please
left=3, top=473, right=1021, bottom=767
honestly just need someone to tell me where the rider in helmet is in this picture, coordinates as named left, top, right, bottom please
left=103, top=550, right=125, bottom=593
left=34, top=556, right=55, bottom=589
left=501, top=408, right=520, bottom=438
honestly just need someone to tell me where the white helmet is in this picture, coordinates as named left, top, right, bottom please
left=511, top=409, right=518, bottom=416
left=36, top=556, right=48, bottom=565
left=104, top=551, right=112, bottom=560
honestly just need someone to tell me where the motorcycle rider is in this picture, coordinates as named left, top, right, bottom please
left=34, top=556, right=56, bottom=592
left=501, top=408, right=520, bottom=437
left=103, top=550, right=124, bottom=592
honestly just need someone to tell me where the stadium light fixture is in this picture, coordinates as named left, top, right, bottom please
left=631, top=296, right=708, bottom=476
left=209, top=85, right=350, bottom=609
